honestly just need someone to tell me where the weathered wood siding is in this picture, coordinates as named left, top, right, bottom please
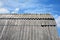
left=0, top=14, right=58, bottom=40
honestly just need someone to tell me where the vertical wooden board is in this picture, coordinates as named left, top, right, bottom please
left=49, top=26, right=58, bottom=40
left=43, top=27, right=49, bottom=40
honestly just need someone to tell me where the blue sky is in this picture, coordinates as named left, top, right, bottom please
left=0, top=0, right=60, bottom=37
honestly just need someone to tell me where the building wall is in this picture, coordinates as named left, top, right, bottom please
left=0, top=14, right=58, bottom=40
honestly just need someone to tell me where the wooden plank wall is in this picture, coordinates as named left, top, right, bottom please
left=0, top=14, right=58, bottom=40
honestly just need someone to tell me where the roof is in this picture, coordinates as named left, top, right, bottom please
left=0, top=14, right=56, bottom=25
left=0, top=14, right=54, bottom=18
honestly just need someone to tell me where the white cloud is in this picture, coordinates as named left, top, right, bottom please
left=0, top=8, right=10, bottom=13
left=0, top=0, right=53, bottom=14
left=54, top=14, right=58, bottom=18
left=55, top=15, right=60, bottom=27
left=0, top=1, right=3, bottom=7
left=11, top=8, right=19, bottom=13
left=24, top=7, right=51, bottom=13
